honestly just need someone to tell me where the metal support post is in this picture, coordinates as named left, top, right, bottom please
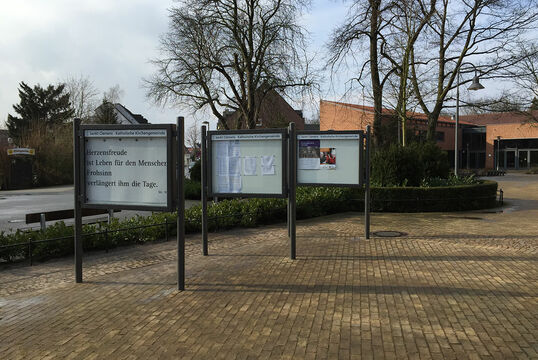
left=201, top=124, right=209, bottom=256
left=177, top=117, right=186, bottom=291
left=107, top=209, right=114, bottom=224
left=365, top=125, right=371, bottom=239
left=40, top=213, right=46, bottom=231
left=73, top=118, right=83, bottom=283
left=288, top=122, right=297, bottom=259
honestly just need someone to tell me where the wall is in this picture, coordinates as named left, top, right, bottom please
left=485, top=123, right=538, bottom=168
left=320, top=100, right=457, bottom=150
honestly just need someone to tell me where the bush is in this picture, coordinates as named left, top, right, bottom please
left=0, top=182, right=498, bottom=264
left=371, top=142, right=449, bottom=187
left=184, top=178, right=201, bottom=199
left=189, top=159, right=201, bottom=182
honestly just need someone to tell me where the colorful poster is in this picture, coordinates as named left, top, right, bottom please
left=298, top=139, right=320, bottom=170
left=320, top=148, right=336, bottom=169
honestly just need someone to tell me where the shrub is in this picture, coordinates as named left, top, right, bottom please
left=0, top=182, right=498, bottom=264
left=189, top=159, right=201, bottom=182
left=371, top=142, right=450, bottom=187
left=184, top=178, right=201, bottom=199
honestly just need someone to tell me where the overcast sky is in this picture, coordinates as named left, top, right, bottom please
left=0, top=0, right=350, bottom=131
left=1, top=0, right=521, bottom=132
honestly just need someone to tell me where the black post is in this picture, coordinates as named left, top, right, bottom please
left=201, top=124, right=208, bottom=256
left=74, top=118, right=83, bottom=283
left=288, top=122, right=296, bottom=259
left=177, top=117, right=186, bottom=291
left=365, top=125, right=371, bottom=239
left=165, top=218, right=169, bottom=241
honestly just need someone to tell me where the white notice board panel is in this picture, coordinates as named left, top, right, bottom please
left=84, top=128, right=171, bottom=209
left=297, top=133, right=362, bottom=186
left=209, top=132, right=285, bottom=196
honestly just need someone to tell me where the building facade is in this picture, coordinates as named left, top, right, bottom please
left=320, top=100, right=538, bottom=170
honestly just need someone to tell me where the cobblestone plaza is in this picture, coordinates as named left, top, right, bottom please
left=1, top=174, right=537, bottom=359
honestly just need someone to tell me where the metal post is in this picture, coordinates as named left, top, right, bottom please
left=177, top=116, right=186, bottom=291
left=201, top=124, right=208, bottom=256
left=74, top=118, right=83, bottom=283
left=107, top=209, right=114, bottom=224
left=455, top=71, right=460, bottom=177
left=40, top=213, right=46, bottom=231
left=496, top=136, right=501, bottom=171
left=288, top=122, right=296, bottom=259
left=165, top=218, right=169, bottom=241
left=365, top=125, right=371, bottom=239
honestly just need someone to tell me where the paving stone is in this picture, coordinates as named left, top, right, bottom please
left=1, top=175, right=537, bottom=359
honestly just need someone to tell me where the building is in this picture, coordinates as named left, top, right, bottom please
left=220, top=89, right=305, bottom=130
left=320, top=100, right=538, bottom=170
left=113, top=104, right=149, bottom=125
left=460, top=111, right=538, bottom=169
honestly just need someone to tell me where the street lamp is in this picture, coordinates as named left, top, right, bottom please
left=455, top=68, right=485, bottom=177
left=496, top=135, right=501, bottom=171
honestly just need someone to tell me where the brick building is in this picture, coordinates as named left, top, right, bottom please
left=320, top=100, right=538, bottom=170
left=221, top=89, right=305, bottom=130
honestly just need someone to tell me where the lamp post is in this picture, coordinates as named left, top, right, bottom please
left=455, top=67, right=484, bottom=177
left=496, top=135, right=501, bottom=171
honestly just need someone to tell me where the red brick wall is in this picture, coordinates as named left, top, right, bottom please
left=485, top=123, right=538, bottom=168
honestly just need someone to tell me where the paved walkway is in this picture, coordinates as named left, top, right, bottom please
left=1, top=174, right=537, bottom=359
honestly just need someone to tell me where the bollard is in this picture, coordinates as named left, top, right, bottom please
left=165, top=218, right=169, bottom=241
left=40, top=213, right=46, bottom=231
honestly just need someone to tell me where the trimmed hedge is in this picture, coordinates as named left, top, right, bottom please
left=0, top=182, right=498, bottom=264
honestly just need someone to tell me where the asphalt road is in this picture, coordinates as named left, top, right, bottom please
left=0, top=185, right=200, bottom=232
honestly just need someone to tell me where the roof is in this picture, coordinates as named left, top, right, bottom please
left=460, top=111, right=538, bottom=125
left=320, top=100, right=476, bottom=126
left=114, top=104, right=149, bottom=124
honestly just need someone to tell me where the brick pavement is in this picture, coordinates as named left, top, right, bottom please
left=1, top=174, right=537, bottom=359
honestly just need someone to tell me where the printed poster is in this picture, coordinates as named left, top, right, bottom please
left=320, top=147, right=336, bottom=169
left=298, top=139, right=320, bottom=170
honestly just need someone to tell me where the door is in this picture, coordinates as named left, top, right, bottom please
left=506, top=150, right=516, bottom=169
left=519, top=150, right=529, bottom=169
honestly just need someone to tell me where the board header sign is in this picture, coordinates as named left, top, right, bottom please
left=80, top=124, right=175, bottom=211
left=7, top=148, right=35, bottom=156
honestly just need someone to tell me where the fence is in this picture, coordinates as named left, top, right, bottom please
left=1, top=187, right=502, bottom=266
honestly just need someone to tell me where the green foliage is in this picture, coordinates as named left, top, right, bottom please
left=421, top=174, right=480, bottom=187
left=189, top=159, right=201, bottom=182
left=184, top=178, right=201, bottom=199
left=0, top=182, right=498, bottom=264
left=7, top=82, right=74, bottom=143
left=20, top=123, right=74, bottom=186
left=92, top=100, right=118, bottom=124
left=371, top=142, right=449, bottom=187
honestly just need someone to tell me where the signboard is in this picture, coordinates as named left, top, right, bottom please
left=80, top=125, right=175, bottom=211
left=7, top=148, right=35, bottom=156
left=297, top=131, right=363, bottom=186
left=208, top=130, right=286, bottom=197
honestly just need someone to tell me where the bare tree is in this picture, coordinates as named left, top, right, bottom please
left=104, top=84, right=124, bottom=104
left=328, top=0, right=391, bottom=145
left=146, top=0, right=314, bottom=130
left=64, top=75, right=99, bottom=121
left=409, top=0, right=538, bottom=139
left=186, top=118, right=201, bottom=157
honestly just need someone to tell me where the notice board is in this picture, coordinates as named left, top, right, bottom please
left=208, top=130, right=286, bottom=197
left=297, top=131, right=363, bottom=186
left=81, top=125, right=175, bottom=211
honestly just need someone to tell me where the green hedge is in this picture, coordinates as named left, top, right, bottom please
left=0, top=182, right=497, bottom=264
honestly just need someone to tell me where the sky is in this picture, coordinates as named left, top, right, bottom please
left=0, top=0, right=350, bottom=132
left=0, top=0, right=525, bottom=132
